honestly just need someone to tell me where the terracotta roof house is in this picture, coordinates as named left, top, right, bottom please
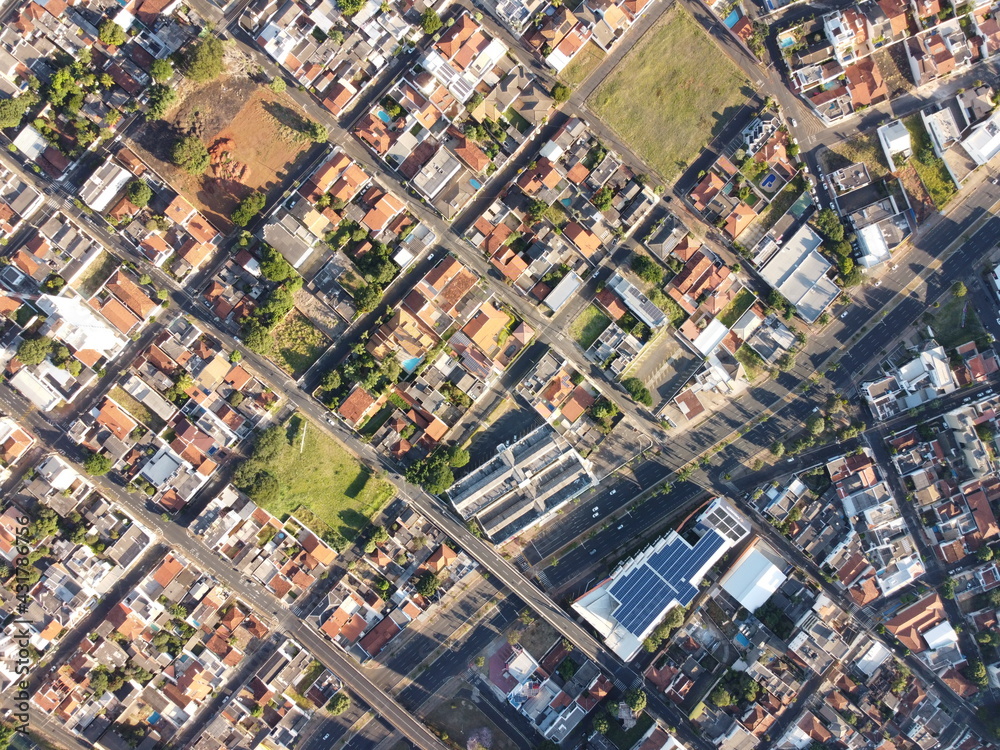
left=690, top=171, right=725, bottom=212
left=338, top=386, right=378, bottom=427
left=96, top=398, right=138, bottom=441
left=425, top=544, right=458, bottom=573
left=885, top=592, right=947, bottom=652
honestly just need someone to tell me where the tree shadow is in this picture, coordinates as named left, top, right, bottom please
left=262, top=100, right=311, bottom=135
left=338, top=508, right=369, bottom=539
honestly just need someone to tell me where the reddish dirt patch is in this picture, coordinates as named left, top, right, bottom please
left=896, top=165, right=935, bottom=224
left=128, top=78, right=323, bottom=231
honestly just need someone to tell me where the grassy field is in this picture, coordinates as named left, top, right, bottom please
left=822, top=132, right=890, bottom=178
left=271, top=310, right=329, bottom=378
left=589, top=7, right=749, bottom=182
left=929, top=294, right=985, bottom=350
left=648, top=288, right=688, bottom=328
left=904, top=116, right=958, bottom=210
left=717, top=289, right=756, bottom=328
left=757, top=178, right=805, bottom=231
left=261, top=414, right=393, bottom=548
left=73, top=250, right=119, bottom=298
left=109, top=386, right=166, bottom=433
left=570, top=305, right=612, bottom=349
left=561, top=42, right=606, bottom=87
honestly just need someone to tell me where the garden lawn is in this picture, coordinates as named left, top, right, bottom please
left=261, top=414, right=394, bottom=547
left=271, top=310, right=329, bottom=378
left=427, top=697, right=520, bottom=750
left=735, top=344, right=766, bottom=379
left=570, top=305, right=612, bottom=349
left=904, top=116, right=958, bottom=209
left=589, top=7, right=749, bottom=182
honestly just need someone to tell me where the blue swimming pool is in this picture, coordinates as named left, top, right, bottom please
left=761, top=174, right=777, bottom=189
left=723, top=8, right=741, bottom=27
left=401, top=356, right=423, bottom=373
left=561, top=197, right=572, bottom=206
left=376, top=109, right=392, bottom=123
left=148, top=712, right=162, bottom=725
left=735, top=633, right=751, bottom=648
left=470, top=178, right=483, bottom=189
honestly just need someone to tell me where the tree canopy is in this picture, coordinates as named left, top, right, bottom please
left=551, top=83, right=571, bottom=103
left=421, top=8, right=442, bottom=34
left=630, top=252, right=664, bottom=286
left=415, top=572, right=441, bottom=598
left=171, top=135, right=210, bottom=174
left=337, top=0, right=365, bottom=16
left=183, top=35, right=225, bottom=82
left=329, top=692, right=351, bottom=714
left=84, top=451, right=113, bottom=476
left=259, top=243, right=297, bottom=283
left=127, top=180, right=153, bottom=208
left=16, top=335, right=52, bottom=366
left=150, top=58, right=173, bottom=82
left=625, top=688, right=647, bottom=713
left=622, top=377, right=653, bottom=406
left=0, top=95, right=31, bottom=130
left=98, top=18, right=127, bottom=47
left=448, top=446, right=470, bottom=468
left=146, top=84, right=176, bottom=120
left=232, top=192, right=266, bottom=227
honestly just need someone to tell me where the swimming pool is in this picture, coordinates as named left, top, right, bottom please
left=723, top=8, right=741, bottom=27
left=376, top=109, right=392, bottom=124
left=789, top=191, right=813, bottom=218
left=401, top=356, right=423, bottom=373
left=761, top=174, right=777, bottom=189
left=470, top=178, right=483, bottom=189
left=735, top=633, right=751, bottom=648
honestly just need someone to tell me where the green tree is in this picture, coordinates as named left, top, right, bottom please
left=171, top=135, right=210, bottom=174
left=953, top=281, right=968, bottom=298
left=16, top=335, right=52, bottom=366
left=98, top=18, right=127, bottom=47
left=150, top=59, right=173, bottom=82
left=806, top=414, right=825, bottom=436
left=183, top=35, right=225, bottom=82
left=89, top=666, right=110, bottom=696
left=258, top=243, right=297, bottom=283
left=625, top=688, right=647, bottom=713
left=146, top=84, right=176, bottom=120
left=622, top=377, right=653, bottom=406
left=978, top=545, right=995, bottom=562
left=814, top=208, right=844, bottom=242
left=232, top=192, right=266, bottom=227
left=354, top=283, right=382, bottom=314
left=770, top=441, right=785, bottom=458
left=551, top=83, right=571, bottom=103
left=328, top=692, right=351, bottom=715
left=415, top=572, right=441, bottom=598
left=0, top=94, right=32, bottom=129
left=127, top=180, right=152, bottom=208
left=421, top=7, right=443, bottom=34
left=710, top=687, right=733, bottom=707
left=269, top=77, right=286, bottom=93
left=965, top=659, right=988, bottom=687
left=941, top=577, right=956, bottom=599
left=84, top=451, right=113, bottom=476
left=593, top=715, right=610, bottom=734
left=448, top=446, right=470, bottom=468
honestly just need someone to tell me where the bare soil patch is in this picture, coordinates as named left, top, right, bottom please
left=129, top=77, right=322, bottom=230
left=897, top=164, right=936, bottom=223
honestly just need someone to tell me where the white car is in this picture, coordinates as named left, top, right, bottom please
left=790, top=118, right=797, bottom=127
left=840, top=311, right=849, bottom=319
left=609, top=489, right=616, bottom=496
left=874, top=280, right=882, bottom=286
left=617, top=524, right=624, bottom=530
left=592, top=506, right=599, bottom=512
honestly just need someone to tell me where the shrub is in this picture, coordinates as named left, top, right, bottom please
left=631, top=252, right=664, bottom=286
left=232, top=192, right=266, bottom=227
left=622, top=377, right=653, bottom=406
left=171, top=135, right=210, bottom=174
left=328, top=692, right=351, bottom=715
left=269, top=77, right=286, bottom=93
left=415, top=572, right=441, bottom=598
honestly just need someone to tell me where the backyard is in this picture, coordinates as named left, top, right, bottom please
left=130, top=77, right=324, bottom=229
left=570, top=305, right=612, bottom=349
left=717, top=289, right=756, bottom=328
left=260, top=414, right=394, bottom=547
left=589, top=7, right=750, bottom=182
left=561, top=42, right=606, bottom=88
left=903, top=116, right=958, bottom=209
left=270, top=309, right=330, bottom=378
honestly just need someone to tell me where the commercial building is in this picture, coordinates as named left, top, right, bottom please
left=757, top=225, right=840, bottom=323
left=572, top=498, right=749, bottom=660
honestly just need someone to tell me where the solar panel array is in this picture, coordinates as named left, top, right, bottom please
left=609, top=530, right=728, bottom=635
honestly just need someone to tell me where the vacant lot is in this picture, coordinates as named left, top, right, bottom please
left=822, top=132, right=889, bottom=178
left=561, top=42, right=606, bottom=88
left=589, top=7, right=749, bottom=182
left=271, top=309, right=330, bottom=378
left=262, top=414, right=394, bottom=547
left=426, top=696, right=520, bottom=750
left=570, top=305, right=611, bottom=349
left=73, top=250, right=118, bottom=298
left=929, top=294, right=985, bottom=350
left=718, top=289, right=756, bottom=328
left=130, top=77, right=323, bottom=229
left=904, top=116, right=957, bottom=209
left=109, top=386, right=166, bottom=433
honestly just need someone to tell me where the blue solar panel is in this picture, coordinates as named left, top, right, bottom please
left=610, top=529, right=729, bottom=635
